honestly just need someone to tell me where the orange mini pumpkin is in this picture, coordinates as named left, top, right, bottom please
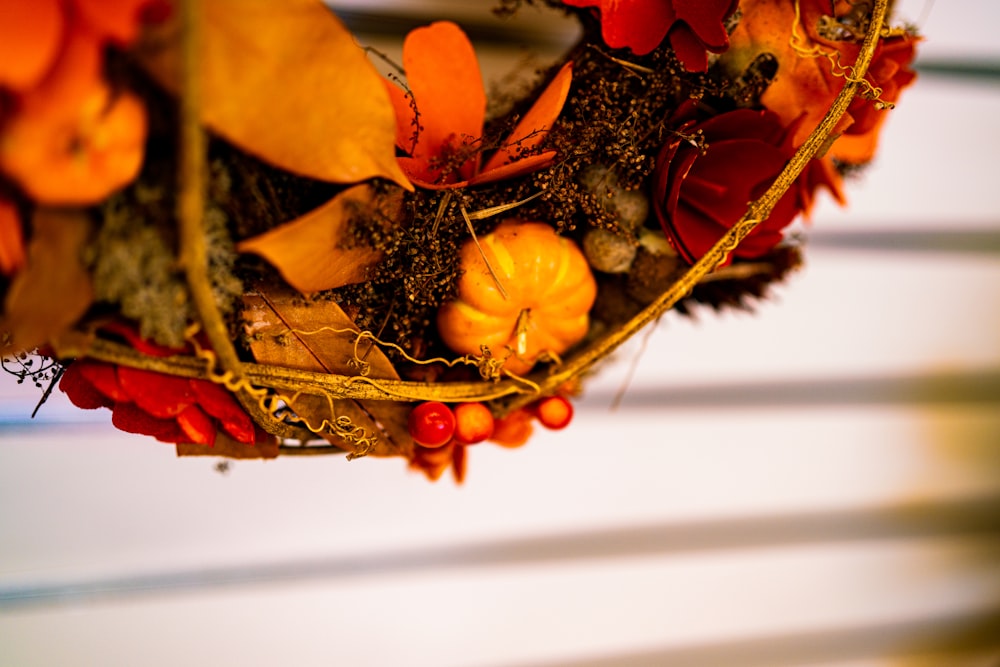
left=437, top=220, right=596, bottom=374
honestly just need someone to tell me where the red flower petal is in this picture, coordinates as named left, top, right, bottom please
left=117, top=365, right=194, bottom=418
left=176, top=404, right=215, bottom=445
left=673, top=0, right=737, bottom=51
left=77, top=360, right=130, bottom=402
left=565, top=0, right=674, bottom=56
left=190, top=379, right=255, bottom=444
left=112, top=402, right=185, bottom=442
left=564, top=0, right=735, bottom=69
left=60, top=361, right=114, bottom=410
left=668, top=24, right=709, bottom=72
left=101, top=321, right=185, bottom=357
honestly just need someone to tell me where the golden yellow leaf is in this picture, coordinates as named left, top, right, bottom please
left=1, top=208, right=94, bottom=354
left=241, top=288, right=414, bottom=458
left=138, top=0, right=412, bottom=190
left=237, top=184, right=399, bottom=295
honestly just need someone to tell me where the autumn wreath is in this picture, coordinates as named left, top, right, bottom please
left=0, top=0, right=919, bottom=481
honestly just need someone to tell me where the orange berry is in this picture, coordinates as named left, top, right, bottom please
left=490, top=408, right=534, bottom=448
left=453, top=402, right=494, bottom=445
left=535, top=395, right=573, bottom=430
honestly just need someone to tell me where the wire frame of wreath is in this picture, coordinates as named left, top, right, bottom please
left=68, top=0, right=892, bottom=456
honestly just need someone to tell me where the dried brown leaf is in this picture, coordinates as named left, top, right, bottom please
left=137, top=0, right=412, bottom=190
left=1, top=208, right=93, bottom=354
left=176, top=431, right=280, bottom=459
left=237, top=184, right=398, bottom=295
left=241, top=288, right=414, bottom=458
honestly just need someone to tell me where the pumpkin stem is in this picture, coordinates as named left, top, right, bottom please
left=514, top=308, right=531, bottom=357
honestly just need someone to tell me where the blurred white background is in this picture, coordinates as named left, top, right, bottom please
left=1, top=1, right=998, bottom=665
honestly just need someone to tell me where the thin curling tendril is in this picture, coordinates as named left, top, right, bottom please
left=188, top=331, right=377, bottom=456
left=790, top=0, right=892, bottom=108
left=253, top=323, right=550, bottom=390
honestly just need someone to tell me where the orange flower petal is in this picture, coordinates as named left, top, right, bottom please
left=73, top=0, right=162, bottom=46
left=19, top=20, right=104, bottom=112
left=0, top=85, right=148, bottom=204
left=723, top=0, right=917, bottom=162
left=383, top=78, right=419, bottom=156
left=481, top=62, right=572, bottom=174
left=400, top=21, right=485, bottom=182
left=0, top=0, right=64, bottom=91
left=470, top=151, right=557, bottom=187
left=396, top=163, right=471, bottom=190
left=0, top=197, right=26, bottom=277
left=0, top=23, right=147, bottom=204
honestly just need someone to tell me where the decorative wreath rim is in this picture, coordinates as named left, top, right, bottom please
left=72, top=0, right=890, bottom=445
left=0, top=0, right=913, bottom=480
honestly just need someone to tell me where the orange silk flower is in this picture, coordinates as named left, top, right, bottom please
left=0, top=0, right=161, bottom=204
left=722, top=0, right=918, bottom=164
left=384, top=21, right=573, bottom=189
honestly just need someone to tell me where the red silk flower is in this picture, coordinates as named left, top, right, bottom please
left=384, top=21, right=572, bottom=189
left=563, top=0, right=738, bottom=71
left=59, top=325, right=267, bottom=447
left=652, top=101, right=841, bottom=264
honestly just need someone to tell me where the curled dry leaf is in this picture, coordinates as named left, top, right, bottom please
left=242, top=288, right=414, bottom=458
left=137, top=0, right=412, bottom=190
left=176, top=431, right=280, bottom=459
left=237, top=184, right=401, bottom=295
left=1, top=208, right=94, bottom=354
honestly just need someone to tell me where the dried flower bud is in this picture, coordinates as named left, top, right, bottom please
left=578, top=164, right=650, bottom=231
left=583, top=227, right=637, bottom=274
left=627, top=229, right=681, bottom=304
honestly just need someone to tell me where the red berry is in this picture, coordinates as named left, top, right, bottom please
left=453, top=402, right=494, bottom=445
left=534, top=395, right=573, bottom=430
left=408, top=401, right=456, bottom=448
